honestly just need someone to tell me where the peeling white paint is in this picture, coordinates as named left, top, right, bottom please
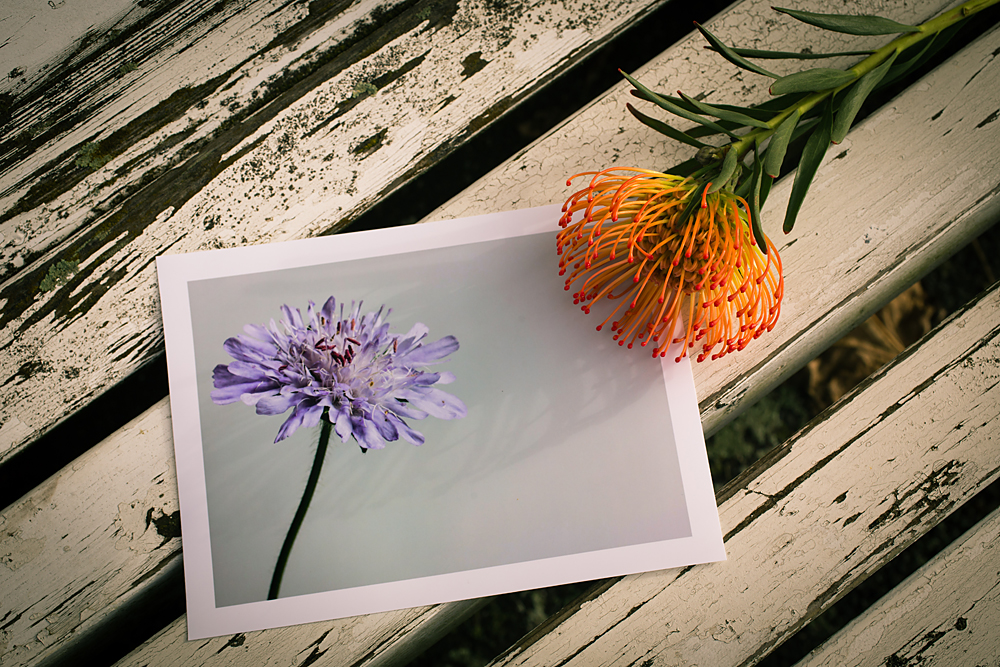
left=4, top=1, right=1000, bottom=666
left=2, top=0, right=713, bottom=462
left=494, top=285, right=1000, bottom=666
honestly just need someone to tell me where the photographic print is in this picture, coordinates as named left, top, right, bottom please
left=157, top=205, right=725, bottom=639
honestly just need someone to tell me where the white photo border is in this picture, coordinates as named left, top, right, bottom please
left=157, top=205, right=725, bottom=639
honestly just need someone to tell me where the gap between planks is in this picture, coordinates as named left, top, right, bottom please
left=488, top=279, right=1000, bottom=667
left=2, top=2, right=998, bottom=667
left=794, top=505, right=1000, bottom=666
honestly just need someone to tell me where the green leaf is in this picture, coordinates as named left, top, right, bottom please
left=759, top=154, right=774, bottom=205
left=784, top=101, right=833, bottom=233
left=686, top=118, right=745, bottom=138
left=630, top=91, right=739, bottom=138
left=708, top=147, right=739, bottom=193
left=748, top=92, right=810, bottom=114
left=694, top=22, right=778, bottom=79
left=625, top=103, right=709, bottom=149
left=789, top=116, right=820, bottom=142
left=716, top=46, right=873, bottom=59
left=764, top=109, right=801, bottom=177
left=749, top=149, right=769, bottom=251
left=664, top=158, right=703, bottom=178
left=712, top=102, right=774, bottom=121
left=622, top=71, right=740, bottom=138
left=638, top=91, right=808, bottom=135
left=832, top=51, right=898, bottom=143
left=696, top=93, right=810, bottom=128
left=880, top=35, right=937, bottom=88
left=678, top=92, right=772, bottom=129
left=770, top=68, right=857, bottom=95
left=880, top=19, right=965, bottom=89
left=734, top=171, right=753, bottom=199
left=773, top=7, right=921, bottom=35
left=643, top=92, right=765, bottom=132
left=648, top=91, right=786, bottom=122
left=631, top=88, right=700, bottom=114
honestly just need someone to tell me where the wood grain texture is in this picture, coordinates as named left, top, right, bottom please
left=0, top=403, right=182, bottom=667
left=486, top=268, right=1000, bottom=667
left=100, top=27, right=1000, bottom=667
left=795, top=508, right=1000, bottom=667
left=4, top=2, right=998, bottom=666
left=0, top=0, right=673, bottom=465
left=114, top=596, right=487, bottom=667
left=1, top=0, right=145, bottom=93
left=432, top=0, right=1000, bottom=433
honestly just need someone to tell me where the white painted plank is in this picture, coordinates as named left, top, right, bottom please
left=0, top=391, right=486, bottom=667
left=1, top=0, right=152, bottom=96
left=110, top=20, right=1000, bottom=667
left=5, top=3, right=999, bottom=667
left=795, top=507, right=1000, bottom=667
left=2, top=0, right=322, bottom=200
left=0, top=403, right=182, bottom=667
left=0, top=0, right=678, bottom=465
left=433, top=0, right=1000, bottom=432
left=111, top=596, right=487, bottom=667
left=487, top=263, right=1000, bottom=667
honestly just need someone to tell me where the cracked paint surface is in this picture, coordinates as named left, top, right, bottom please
left=0, top=0, right=674, bottom=466
left=0, top=405, right=180, bottom=667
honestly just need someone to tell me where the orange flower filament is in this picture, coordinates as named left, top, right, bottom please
left=557, top=168, right=784, bottom=362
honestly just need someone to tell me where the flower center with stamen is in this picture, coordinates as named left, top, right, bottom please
left=557, top=168, right=782, bottom=362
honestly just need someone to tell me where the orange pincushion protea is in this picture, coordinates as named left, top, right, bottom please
left=557, top=167, right=783, bottom=362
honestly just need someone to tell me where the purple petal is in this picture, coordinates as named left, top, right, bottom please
left=394, top=322, right=429, bottom=356
left=274, top=403, right=326, bottom=442
left=396, top=335, right=459, bottom=367
left=274, top=404, right=310, bottom=442
left=370, top=409, right=398, bottom=441
left=281, top=304, right=303, bottom=329
left=402, top=386, right=467, bottom=420
left=387, top=399, right=428, bottom=420
left=225, top=360, right=271, bottom=380
left=320, top=297, right=338, bottom=328
left=298, top=403, right=324, bottom=431
left=352, top=414, right=385, bottom=450
left=211, top=365, right=278, bottom=404
left=225, top=335, right=276, bottom=361
left=408, top=371, right=441, bottom=386
left=333, top=407, right=353, bottom=442
left=255, top=392, right=301, bottom=415
left=386, top=412, right=425, bottom=445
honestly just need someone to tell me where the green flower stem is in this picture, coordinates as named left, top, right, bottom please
left=268, top=413, right=332, bottom=600
left=728, top=0, right=999, bottom=162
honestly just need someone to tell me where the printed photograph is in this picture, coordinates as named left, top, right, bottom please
left=158, top=206, right=724, bottom=639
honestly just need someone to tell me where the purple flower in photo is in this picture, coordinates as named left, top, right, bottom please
left=211, top=297, right=466, bottom=448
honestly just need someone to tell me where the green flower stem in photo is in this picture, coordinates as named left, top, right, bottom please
left=211, top=297, right=466, bottom=600
left=269, top=414, right=332, bottom=600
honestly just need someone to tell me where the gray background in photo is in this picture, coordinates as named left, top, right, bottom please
left=188, top=231, right=691, bottom=607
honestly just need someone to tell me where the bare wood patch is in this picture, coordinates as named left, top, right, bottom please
left=3, top=2, right=998, bottom=666
left=0, top=0, right=674, bottom=466
left=491, top=277, right=1000, bottom=667
left=798, top=507, right=1000, bottom=667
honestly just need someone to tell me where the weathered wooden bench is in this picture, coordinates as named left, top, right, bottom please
left=2, top=0, right=998, bottom=665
